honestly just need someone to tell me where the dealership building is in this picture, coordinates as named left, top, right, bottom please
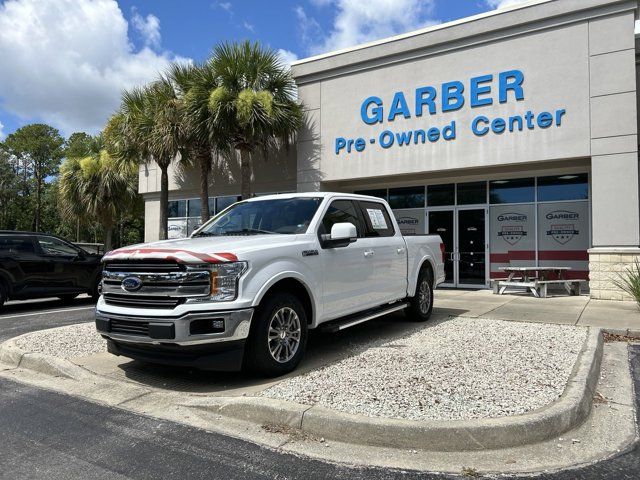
left=140, top=0, right=640, bottom=300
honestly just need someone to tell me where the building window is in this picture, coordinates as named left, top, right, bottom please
left=489, top=178, right=534, bottom=204
left=537, top=174, right=588, bottom=202
left=216, top=195, right=241, bottom=213
left=427, top=184, right=455, bottom=206
left=354, top=189, right=388, bottom=200
left=536, top=201, right=589, bottom=279
left=167, top=200, right=186, bottom=218
left=457, top=181, right=486, bottom=205
left=188, top=199, right=201, bottom=218
left=388, top=186, right=425, bottom=209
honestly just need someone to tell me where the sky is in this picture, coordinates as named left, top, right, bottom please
left=0, top=0, right=601, bottom=141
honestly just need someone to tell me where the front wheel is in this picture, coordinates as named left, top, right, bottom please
left=91, top=275, right=102, bottom=302
left=244, top=292, right=308, bottom=377
left=407, top=268, right=434, bottom=322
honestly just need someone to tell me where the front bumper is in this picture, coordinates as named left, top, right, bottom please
left=106, top=338, right=247, bottom=371
left=95, top=308, right=254, bottom=345
left=96, top=308, right=254, bottom=371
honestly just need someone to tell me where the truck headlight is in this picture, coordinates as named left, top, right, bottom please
left=209, top=261, right=248, bottom=301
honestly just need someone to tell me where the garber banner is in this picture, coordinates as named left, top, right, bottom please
left=334, top=69, right=567, bottom=155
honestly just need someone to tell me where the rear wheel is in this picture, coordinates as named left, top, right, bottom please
left=407, top=267, right=434, bottom=322
left=244, top=292, right=308, bottom=377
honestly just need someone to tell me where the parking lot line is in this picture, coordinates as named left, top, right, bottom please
left=0, top=306, right=95, bottom=320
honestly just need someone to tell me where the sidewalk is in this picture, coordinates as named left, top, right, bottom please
left=433, top=289, right=639, bottom=333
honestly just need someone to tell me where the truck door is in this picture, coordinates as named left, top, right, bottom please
left=35, top=235, right=84, bottom=294
left=0, top=235, right=41, bottom=296
left=318, top=199, right=378, bottom=319
left=357, top=200, right=407, bottom=303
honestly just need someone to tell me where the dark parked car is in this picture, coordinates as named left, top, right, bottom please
left=0, top=231, right=103, bottom=309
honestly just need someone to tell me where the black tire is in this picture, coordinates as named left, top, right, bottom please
left=0, top=282, right=6, bottom=310
left=244, top=292, right=308, bottom=377
left=91, top=275, right=102, bottom=302
left=407, top=267, right=434, bottom=322
left=59, top=294, right=79, bottom=304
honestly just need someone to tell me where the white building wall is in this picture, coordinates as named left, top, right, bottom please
left=292, top=0, right=640, bottom=299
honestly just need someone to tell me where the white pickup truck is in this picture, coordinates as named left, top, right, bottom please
left=95, top=193, right=445, bottom=376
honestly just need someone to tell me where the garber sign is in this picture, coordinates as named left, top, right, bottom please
left=335, top=69, right=567, bottom=155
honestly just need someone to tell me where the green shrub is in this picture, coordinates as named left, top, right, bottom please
left=614, top=259, right=640, bottom=307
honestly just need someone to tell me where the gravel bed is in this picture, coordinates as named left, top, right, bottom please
left=14, top=323, right=106, bottom=359
left=261, top=317, right=588, bottom=421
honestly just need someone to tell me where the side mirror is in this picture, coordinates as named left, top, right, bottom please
left=321, top=222, right=357, bottom=248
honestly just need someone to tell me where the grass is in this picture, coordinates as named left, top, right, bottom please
left=461, top=467, right=480, bottom=477
left=613, top=258, right=640, bottom=308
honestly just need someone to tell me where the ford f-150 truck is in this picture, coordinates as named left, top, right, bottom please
left=95, top=193, right=445, bottom=376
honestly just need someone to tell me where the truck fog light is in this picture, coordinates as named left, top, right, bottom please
left=212, top=319, right=224, bottom=330
left=190, top=318, right=225, bottom=335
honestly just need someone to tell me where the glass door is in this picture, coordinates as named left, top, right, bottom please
left=427, top=210, right=455, bottom=286
left=457, top=208, right=487, bottom=288
left=427, top=207, right=488, bottom=288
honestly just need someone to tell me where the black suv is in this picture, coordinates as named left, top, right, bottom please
left=0, top=231, right=103, bottom=309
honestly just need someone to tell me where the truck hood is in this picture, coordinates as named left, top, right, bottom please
left=102, top=235, right=302, bottom=264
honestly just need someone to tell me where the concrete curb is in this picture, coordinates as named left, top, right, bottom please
left=186, top=328, right=604, bottom=451
left=0, top=337, right=87, bottom=380
left=0, top=327, right=604, bottom=452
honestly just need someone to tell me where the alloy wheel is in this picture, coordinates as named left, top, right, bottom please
left=418, top=279, right=431, bottom=314
left=267, top=307, right=302, bottom=363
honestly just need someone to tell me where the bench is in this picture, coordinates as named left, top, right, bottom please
left=491, top=278, right=587, bottom=298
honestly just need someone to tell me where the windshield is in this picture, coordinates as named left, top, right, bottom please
left=194, top=197, right=323, bottom=236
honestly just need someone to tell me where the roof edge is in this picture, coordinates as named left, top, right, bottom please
left=290, top=0, right=552, bottom=67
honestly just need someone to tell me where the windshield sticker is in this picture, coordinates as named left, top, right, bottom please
left=367, top=208, right=388, bottom=229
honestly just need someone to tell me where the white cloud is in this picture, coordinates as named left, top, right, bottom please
left=0, top=121, right=4, bottom=140
left=277, top=48, right=299, bottom=67
left=486, top=0, right=530, bottom=9
left=243, top=21, right=255, bottom=33
left=0, top=0, right=189, bottom=135
left=216, top=2, right=232, bottom=13
left=298, top=0, right=439, bottom=55
left=131, top=8, right=161, bottom=49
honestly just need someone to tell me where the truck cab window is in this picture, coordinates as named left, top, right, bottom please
left=320, top=200, right=365, bottom=237
left=358, top=201, right=396, bottom=237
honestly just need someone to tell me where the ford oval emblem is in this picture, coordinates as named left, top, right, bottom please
left=121, top=276, right=143, bottom=292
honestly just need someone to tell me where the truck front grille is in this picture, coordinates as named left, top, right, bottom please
left=103, top=294, right=183, bottom=309
left=101, top=260, right=210, bottom=310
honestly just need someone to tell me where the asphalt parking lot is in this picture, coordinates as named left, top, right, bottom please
left=1, top=292, right=640, bottom=479
left=0, top=296, right=95, bottom=342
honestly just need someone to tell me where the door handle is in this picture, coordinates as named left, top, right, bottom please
left=396, top=247, right=405, bottom=255
left=364, top=250, right=375, bottom=258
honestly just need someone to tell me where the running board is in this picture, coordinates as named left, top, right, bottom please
left=320, top=302, right=409, bottom=333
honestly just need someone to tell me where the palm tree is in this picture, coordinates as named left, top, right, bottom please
left=166, top=62, right=219, bottom=223
left=106, top=81, right=185, bottom=240
left=207, top=41, right=303, bottom=199
left=59, top=150, right=138, bottom=251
